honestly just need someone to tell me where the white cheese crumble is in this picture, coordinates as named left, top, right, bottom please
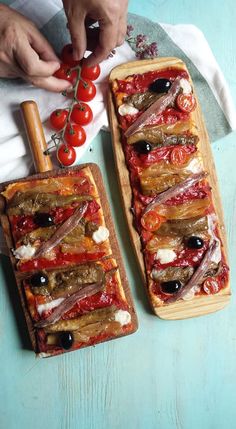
left=182, top=286, right=201, bottom=301
left=114, top=309, right=131, bottom=326
left=211, top=241, right=221, bottom=264
left=151, top=269, right=159, bottom=281
left=37, top=352, right=50, bottom=358
left=180, top=78, right=192, bottom=94
left=186, top=157, right=202, bottom=174
left=12, top=244, right=36, bottom=260
left=207, top=215, right=222, bottom=264
left=92, top=226, right=109, bottom=244
left=155, top=249, right=177, bottom=264
left=118, top=103, right=139, bottom=116
left=37, top=298, right=65, bottom=316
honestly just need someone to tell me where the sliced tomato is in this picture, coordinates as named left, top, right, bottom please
left=170, top=146, right=189, bottom=166
left=141, top=210, right=165, bottom=232
left=203, top=277, right=220, bottom=295
left=176, top=93, right=196, bottom=113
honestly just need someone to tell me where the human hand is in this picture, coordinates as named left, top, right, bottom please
left=0, top=4, right=72, bottom=92
left=62, top=0, right=128, bottom=66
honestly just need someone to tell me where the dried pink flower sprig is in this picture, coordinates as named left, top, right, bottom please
left=126, top=25, right=158, bottom=59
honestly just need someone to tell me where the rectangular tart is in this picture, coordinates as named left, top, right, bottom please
left=108, top=57, right=230, bottom=319
left=0, top=164, right=138, bottom=356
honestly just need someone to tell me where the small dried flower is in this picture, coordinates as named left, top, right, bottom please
left=135, top=34, right=148, bottom=49
left=126, top=24, right=134, bottom=37
left=144, top=42, right=158, bottom=58
left=126, top=25, right=158, bottom=60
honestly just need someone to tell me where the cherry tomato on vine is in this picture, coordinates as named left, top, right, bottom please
left=64, top=124, right=86, bottom=147
left=76, top=78, right=96, bottom=102
left=57, top=144, right=76, bottom=166
left=61, top=44, right=80, bottom=67
left=141, top=210, right=165, bottom=232
left=71, top=103, right=93, bottom=126
left=54, top=63, right=77, bottom=85
left=81, top=64, right=101, bottom=81
left=170, top=146, right=188, bottom=166
left=176, top=93, right=196, bottom=113
left=50, top=109, right=68, bottom=130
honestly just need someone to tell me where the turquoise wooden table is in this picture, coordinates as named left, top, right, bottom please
left=1, top=1, right=236, bottom=428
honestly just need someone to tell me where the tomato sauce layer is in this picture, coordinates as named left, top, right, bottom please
left=10, top=200, right=100, bottom=242
left=116, top=68, right=188, bottom=94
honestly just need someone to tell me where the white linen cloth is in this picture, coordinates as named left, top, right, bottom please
left=0, top=0, right=235, bottom=254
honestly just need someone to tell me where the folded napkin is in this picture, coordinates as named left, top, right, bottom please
left=0, top=0, right=235, bottom=254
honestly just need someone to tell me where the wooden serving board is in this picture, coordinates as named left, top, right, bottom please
left=108, top=57, right=231, bottom=320
left=0, top=101, right=138, bottom=355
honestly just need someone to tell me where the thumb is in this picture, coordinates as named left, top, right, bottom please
left=30, top=30, right=60, bottom=63
left=68, top=13, right=87, bottom=61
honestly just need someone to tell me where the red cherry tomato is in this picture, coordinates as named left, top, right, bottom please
left=54, top=63, right=77, bottom=85
left=176, top=93, right=196, bottom=113
left=141, top=210, right=165, bottom=232
left=71, top=103, right=93, bottom=126
left=203, top=277, right=220, bottom=295
left=76, top=78, right=96, bottom=102
left=57, top=144, right=76, bottom=166
left=61, top=44, right=80, bottom=67
left=81, top=64, right=101, bottom=81
left=170, top=146, right=189, bottom=166
left=64, top=123, right=86, bottom=147
left=50, top=109, right=68, bottom=131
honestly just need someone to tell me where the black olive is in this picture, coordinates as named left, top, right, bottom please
left=60, top=332, right=74, bottom=350
left=187, top=236, right=204, bottom=249
left=134, top=140, right=152, bottom=154
left=160, top=280, right=182, bottom=295
left=30, top=272, right=49, bottom=287
left=34, top=212, right=54, bottom=227
left=149, top=78, right=172, bottom=94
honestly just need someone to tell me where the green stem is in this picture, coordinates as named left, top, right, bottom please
left=48, top=64, right=84, bottom=155
left=57, top=66, right=82, bottom=146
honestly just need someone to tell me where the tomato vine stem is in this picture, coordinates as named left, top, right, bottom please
left=47, top=65, right=82, bottom=161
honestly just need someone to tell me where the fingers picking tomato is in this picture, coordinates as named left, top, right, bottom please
left=170, top=146, right=189, bottom=166
left=71, top=102, right=93, bottom=126
left=81, top=64, right=101, bottom=81
left=176, top=93, right=196, bottom=113
left=57, top=144, right=76, bottom=166
left=50, top=109, right=68, bottom=130
left=203, top=277, right=219, bottom=295
left=141, top=210, right=165, bottom=232
left=61, top=44, right=81, bottom=67
left=64, top=123, right=86, bottom=147
left=54, top=63, right=77, bottom=85
left=76, top=78, right=96, bottom=102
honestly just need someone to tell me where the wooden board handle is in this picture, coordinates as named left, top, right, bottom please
left=20, top=100, right=53, bottom=173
